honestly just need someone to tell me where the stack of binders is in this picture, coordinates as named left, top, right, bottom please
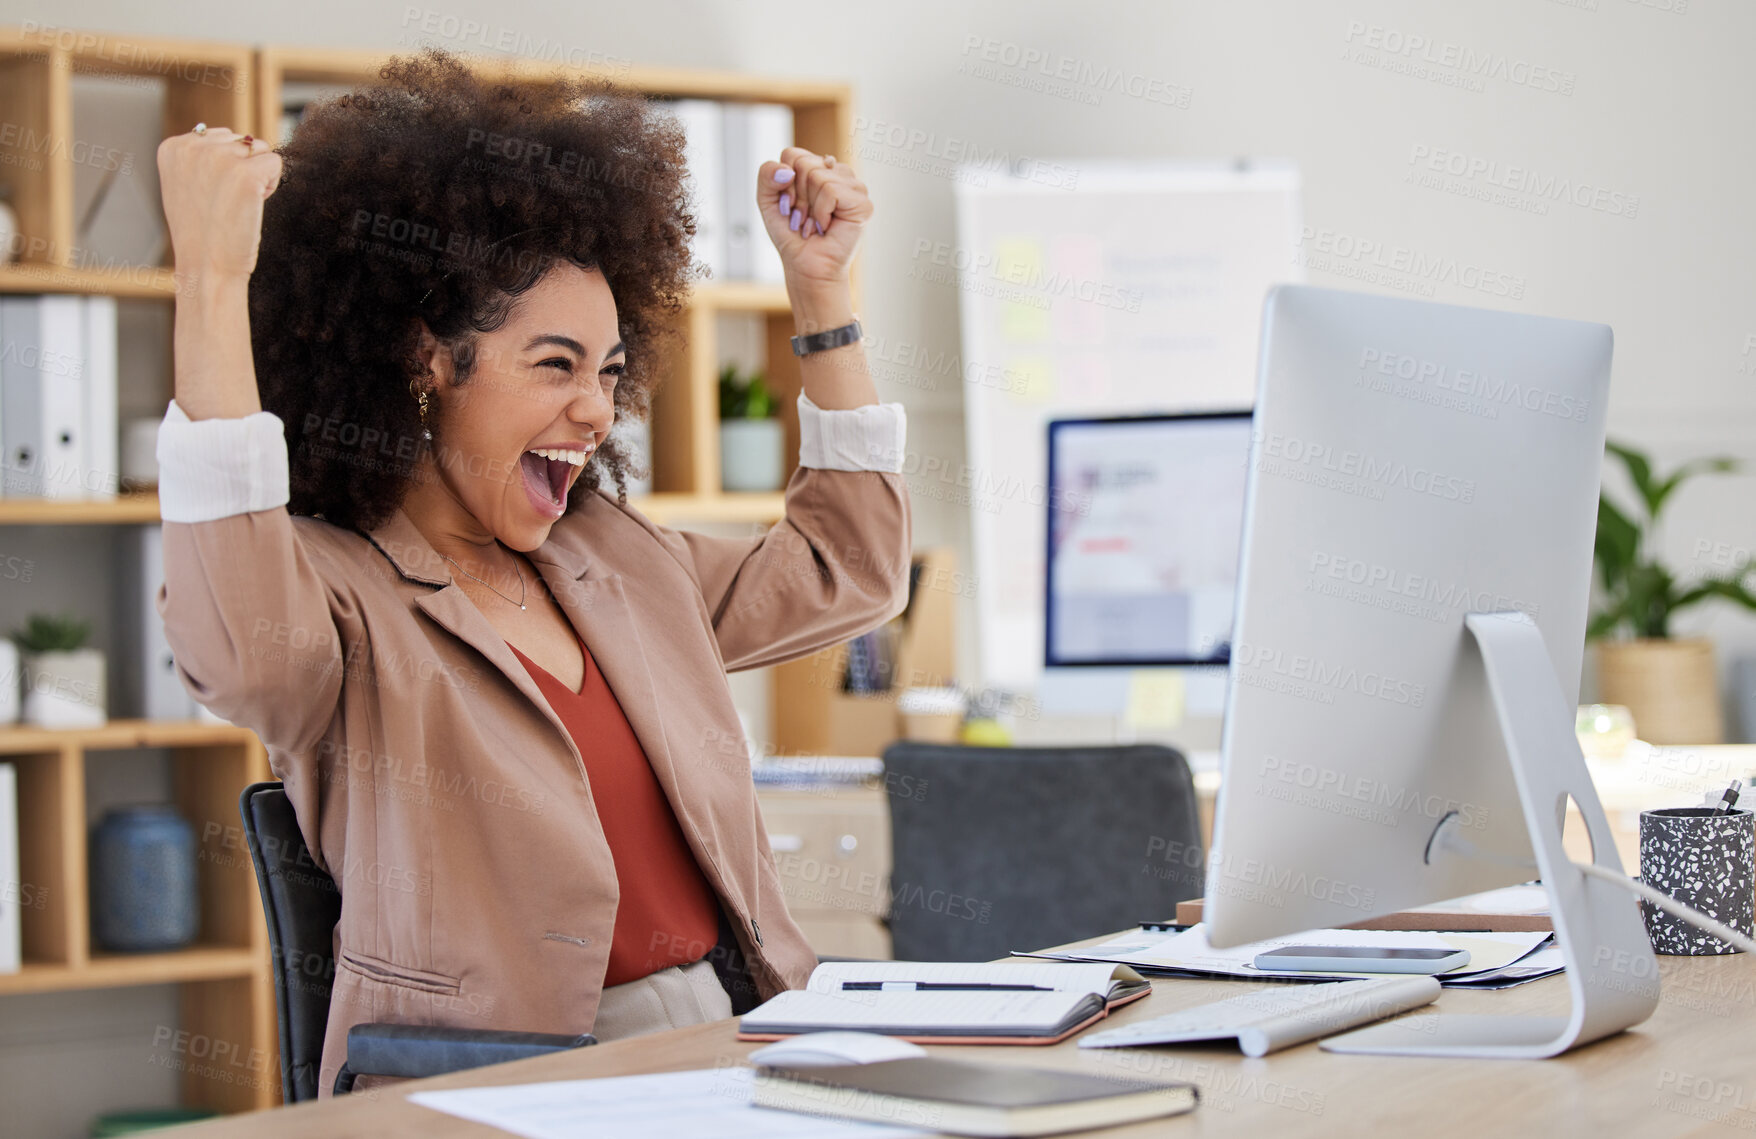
left=0, top=294, right=120, bottom=501
left=663, top=99, right=795, bottom=287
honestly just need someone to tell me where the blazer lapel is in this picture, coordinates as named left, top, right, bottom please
left=364, top=509, right=583, bottom=777
left=411, top=586, right=583, bottom=773
left=528, top=553, right=738, bottom=909
left=529, top=562, right=686, bottom=812
left=364, top=506, right=695, bottom=843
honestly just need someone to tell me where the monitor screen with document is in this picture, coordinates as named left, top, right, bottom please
left=1045, top=411, right=1253, bottom=668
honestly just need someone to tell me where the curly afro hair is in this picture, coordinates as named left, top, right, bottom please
left=250, top=48, right=698, bottom=532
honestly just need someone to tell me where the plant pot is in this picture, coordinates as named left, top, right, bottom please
left=1597, top=638, right=1723, bottom=745
left=21, top=648, right=107, bottom=729
left=719, top=418, right=785, bottom=493
left=90, top=804, right=198, bottom=953
left=0, top=640, right=18, bottom=724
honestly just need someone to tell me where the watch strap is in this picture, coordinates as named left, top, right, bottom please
left=791, top=317, right=863, bottom=357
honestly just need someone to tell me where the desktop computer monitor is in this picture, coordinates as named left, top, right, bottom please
left=1205, top=284, right=1657, bottom=1058
left=1045, top=412, right=1253, bottom=669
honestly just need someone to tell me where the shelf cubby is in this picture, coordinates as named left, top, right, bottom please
left=0, top=719, right=272, bottom=1111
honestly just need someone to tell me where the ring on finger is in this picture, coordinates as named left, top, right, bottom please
left=192, top=122, right=207, bottom=135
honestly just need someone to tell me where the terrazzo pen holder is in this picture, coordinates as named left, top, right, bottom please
left=1638, top=806, right=1754, bottom=955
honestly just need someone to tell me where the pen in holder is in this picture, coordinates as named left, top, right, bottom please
left=1638, top=806, right=1755, bottom=955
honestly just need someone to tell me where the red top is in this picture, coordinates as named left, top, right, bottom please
left=507, top=634, right=722, bottom=986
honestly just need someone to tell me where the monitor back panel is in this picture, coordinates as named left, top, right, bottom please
left=1206, top=283, right=1611, bottom=947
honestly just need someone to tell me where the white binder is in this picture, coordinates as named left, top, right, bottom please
left=83, top=296, right=119, bottom=498
left=721, top=103, right=753, bottom=281
left=669, top=99, right=727, bottom=283
left=115, top=524, right=198, bottom=721
left=1, top=295, right=87, bottom=499
left=744, top=103, right=795, bottom=285
left=0, top=763, right=19, bottom=974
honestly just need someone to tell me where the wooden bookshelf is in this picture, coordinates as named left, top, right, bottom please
left=0, top=489, right=787, bottom=526
left=0, top=263, right=177, bottom=298
left=0, top=25, right=860, bottom=1119
left=0, top=719, right=273, bottom=1111
left=0, top=945, right=262, bottom=996
left=0, top=490, right=161, bottom=524
left=0, top=27, right=251, bottom=282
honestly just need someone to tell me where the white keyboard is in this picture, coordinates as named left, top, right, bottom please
left=1078, top=976, right=1441, bottom=1058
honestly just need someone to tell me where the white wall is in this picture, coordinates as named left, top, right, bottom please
left=4, top=0, right=1755, bottom=1131
left=17, top=0, right=1756, bottom=687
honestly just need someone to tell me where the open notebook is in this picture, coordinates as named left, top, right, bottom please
left=738, top=961, right=1150, bottom=1045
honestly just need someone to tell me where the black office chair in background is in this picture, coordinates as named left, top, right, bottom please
left=880, top=743, right=1206, bottom=961
left=238, top=782, right=595, bottom=1102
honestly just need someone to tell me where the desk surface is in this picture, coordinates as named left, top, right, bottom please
left=161, top=935, right=1756, bottom=1138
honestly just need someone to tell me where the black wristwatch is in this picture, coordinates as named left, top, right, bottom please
left=791, top=317, right=863, bottom=357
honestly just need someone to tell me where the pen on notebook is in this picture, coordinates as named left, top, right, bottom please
left=839, top=975, right=1046, bottom=982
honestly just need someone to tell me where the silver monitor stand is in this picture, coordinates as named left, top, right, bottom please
left=1322, top=612, right=1660, bottom=1058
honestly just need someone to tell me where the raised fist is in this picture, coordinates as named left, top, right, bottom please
left=157, top=125, right=283, bottom=283
left=757, top=147, right=872, bottom=288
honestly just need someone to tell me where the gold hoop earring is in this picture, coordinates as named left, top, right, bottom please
left=410, top=380, right=433, bottom=441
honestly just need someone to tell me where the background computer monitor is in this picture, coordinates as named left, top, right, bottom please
left=1206, top=284, right=1612, bottom=948
left=1045, top=412, right=1253, bottom=669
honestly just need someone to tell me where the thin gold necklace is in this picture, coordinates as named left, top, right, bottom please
left=443, top=553, right=528, bottom=611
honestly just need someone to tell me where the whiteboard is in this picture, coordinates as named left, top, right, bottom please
left=951, top=161, right=1302, bottom=688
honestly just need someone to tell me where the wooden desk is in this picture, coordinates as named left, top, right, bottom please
left=160, top=939, right=1756, bottom=1138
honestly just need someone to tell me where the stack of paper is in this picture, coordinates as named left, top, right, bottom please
left=1020, top=923, right=1561, bottom=988
left=739, top=960, right=1149, bottom=1044
left=751, top=755, right=884, bottom=786
left=412, top=1067, right=933, bottom=1139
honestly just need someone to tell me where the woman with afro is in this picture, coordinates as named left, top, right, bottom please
left=155, top=49, right=909, bottom=1095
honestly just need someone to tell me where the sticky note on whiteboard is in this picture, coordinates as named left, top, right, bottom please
left=1005, top=355, right=1054, bottom=401
left=1127, top=669, right=1185, bottom=729
left=995, top=236, right=1044, bottom=282
left=1002, top=299, right=1050, bottom=342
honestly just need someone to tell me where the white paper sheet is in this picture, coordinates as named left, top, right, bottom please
left=1030, top=924, right=1551, bottom=982
left=409, top=1067, right=932, bottom=1139
left=743, top=988, right=1098, bottom=1035
left=804, top=960, right=1137, bottom=995
left=1441, top=943, right=1565, bottom=988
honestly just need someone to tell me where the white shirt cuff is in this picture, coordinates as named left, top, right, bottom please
left=796, top=393, right=906, bottom=473
left=156, top=399, right=291, bottom=523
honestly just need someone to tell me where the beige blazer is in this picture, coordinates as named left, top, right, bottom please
left=158, top=468, right=910, bottom=1094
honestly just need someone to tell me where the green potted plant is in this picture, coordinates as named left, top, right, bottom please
left=717, top=363, right=784, bottom=493
left=1590, top=441, right=1756, bottom=744
left=14, top=612, right=105, bottom=729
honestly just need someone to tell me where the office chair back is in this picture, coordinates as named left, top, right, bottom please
left=881, top=743, right=1205, bottom=961
left=239, top=781, right=341, bottom=1104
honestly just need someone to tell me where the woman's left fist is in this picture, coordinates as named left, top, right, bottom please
left=757, top=147, right=871, bottom=286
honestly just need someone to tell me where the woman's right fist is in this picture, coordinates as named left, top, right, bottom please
left=157, top=126, right=283, bottom=285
